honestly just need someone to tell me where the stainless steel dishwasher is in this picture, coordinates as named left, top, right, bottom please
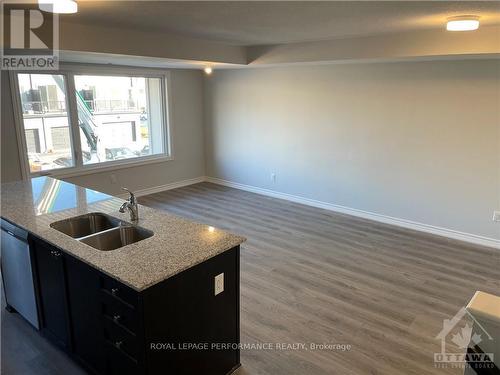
left=1, top=219, right=39, bottom=329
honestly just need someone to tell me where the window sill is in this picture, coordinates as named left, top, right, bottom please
left=32, top=155, right=173, bottom=180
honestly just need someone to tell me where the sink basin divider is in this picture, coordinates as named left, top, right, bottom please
left=74, top=226, right=126, bottom=242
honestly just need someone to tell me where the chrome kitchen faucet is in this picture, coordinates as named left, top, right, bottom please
left=119, top=187, right=139, bottom=222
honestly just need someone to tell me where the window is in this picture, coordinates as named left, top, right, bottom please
left=17, top=74, right=74, bottom=173
left=73, top=75, right=165, bottom=165
left=13, top=68, right=170, bottom=177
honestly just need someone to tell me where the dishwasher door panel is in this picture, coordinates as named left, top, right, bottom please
left=1, top=227, right=40, bottom=329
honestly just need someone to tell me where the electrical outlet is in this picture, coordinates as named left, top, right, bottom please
left=271, top=172, right=277, bottom=184
left=493, top=211, right=500, bottom=222
left=110, top=174, right=117, bottom=184
left=214, top=273, right=224, bottom=296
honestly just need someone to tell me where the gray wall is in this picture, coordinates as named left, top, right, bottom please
left=1, top=69, right=205, bottom=196
left=1, top=71, right=23, bottom=182
left=205, top=60, right=500, bottom=241
left=3, top=60, right=499, bottom=241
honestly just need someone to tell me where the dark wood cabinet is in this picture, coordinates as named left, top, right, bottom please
left=65, top=255, right=106, bottom=374
left=32, top=238, right=71, bottom=349
left=29, top=233, right=240, bottom=375
left=143, top=247, right=240, bottom=375
left=105, top=341, right=140, bottom=375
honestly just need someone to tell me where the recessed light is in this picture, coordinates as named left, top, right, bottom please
left=39, top=0, right=78, bottom=14
left=446, top=16, right=479, bottom=31
left=204, top=67, right=213, bottom=75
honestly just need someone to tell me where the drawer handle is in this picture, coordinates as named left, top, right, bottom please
left=113, top=314, right=121, bottom=323
left=114, top=341, right=123, bottom=349
left=111, top=288, right=119, bottom=296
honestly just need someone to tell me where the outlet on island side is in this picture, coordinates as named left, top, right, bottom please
left=493, top=211, right=500, bottom=223
left=214, top=273, right=224, bottom=296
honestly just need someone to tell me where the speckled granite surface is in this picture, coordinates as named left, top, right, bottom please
left=0, top=177, right=245, bottom=291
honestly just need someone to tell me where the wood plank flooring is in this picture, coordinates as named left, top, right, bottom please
left=1, top=294, right=87, bottom=375
left=140, top=183, right=499, bottom=375
left=2, top=182, right=499, bottom=374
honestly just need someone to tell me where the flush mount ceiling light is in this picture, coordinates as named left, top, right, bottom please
left=39, top=0, right=78, bottom=14
left=446, top=16, right=479, bottom=31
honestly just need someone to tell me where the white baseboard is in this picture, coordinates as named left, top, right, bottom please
left=119, top=175, right=499, bottom=249
left=117, top=176, right=205, bottom=198
left=205, top=176, right=500, bottom=250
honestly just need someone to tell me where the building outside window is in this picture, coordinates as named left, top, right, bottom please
left=13, top=67, right=170, bottom=177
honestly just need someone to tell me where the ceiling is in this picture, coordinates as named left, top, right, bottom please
left=69, top=1, right=500, bottom=46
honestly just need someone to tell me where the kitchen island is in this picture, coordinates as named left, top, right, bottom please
left=1, top=176, right=246, bottom=375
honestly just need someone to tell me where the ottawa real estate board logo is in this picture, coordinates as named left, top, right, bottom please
left=435, top=306, right=495, bottom=370
left=1, top=0, right=59, bottom=70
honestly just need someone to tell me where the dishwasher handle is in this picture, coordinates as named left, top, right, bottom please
left=1, top=218, right=29, bottom=242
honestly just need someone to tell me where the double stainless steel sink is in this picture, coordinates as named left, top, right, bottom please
left=50, top=213, right=153, bottom=251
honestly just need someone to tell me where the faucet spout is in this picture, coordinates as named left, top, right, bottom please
left=119, top=201, right=128, bottom=213
left=119, top=188, right=139, bottom=221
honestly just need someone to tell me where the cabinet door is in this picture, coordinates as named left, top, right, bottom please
left=33, top=239, right=70, bottom=349
left=143, top=246, right=240, bottom=375
left=65, top=256, right=106, bottom=374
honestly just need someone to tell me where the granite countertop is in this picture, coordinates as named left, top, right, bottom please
left=0, top=177, right=246, bottom=291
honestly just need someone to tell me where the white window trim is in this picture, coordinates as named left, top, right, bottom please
left=9, top=63, right=173, bottom=180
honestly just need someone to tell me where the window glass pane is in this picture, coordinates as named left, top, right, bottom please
left=73, top=75, right=165, bottom=165
left=17, top=74, right=74, bottom=173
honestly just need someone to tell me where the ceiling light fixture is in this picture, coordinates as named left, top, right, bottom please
left=39, top=0, right=78, bottom=14
left=204, top=66, right=213, bottom=75
left=446, top=16, right=479, bottom=31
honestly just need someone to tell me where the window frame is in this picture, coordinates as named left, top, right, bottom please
left=10, top=64, right=173, bottom=180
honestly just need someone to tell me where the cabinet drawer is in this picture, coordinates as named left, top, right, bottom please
left=101, top=293, right=138, bottom=334
left=100, top=276, right=138, bottom=308
left=105, top=340, right=138, bottom=375
left=103, top=317, right=138, bottom=360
